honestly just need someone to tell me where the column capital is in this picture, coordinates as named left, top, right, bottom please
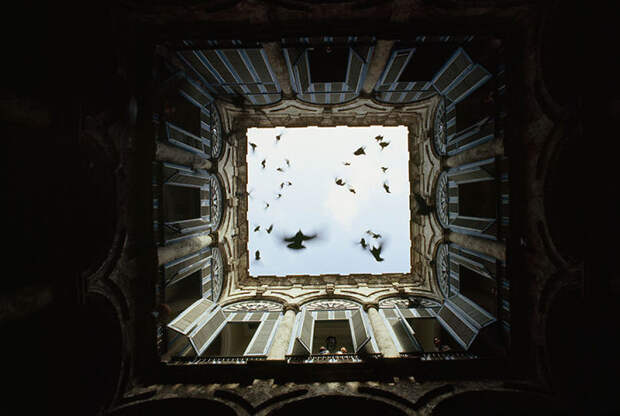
left=363, top=302, right=379, bottom=312
left=283, top=303, right=300, bottom=313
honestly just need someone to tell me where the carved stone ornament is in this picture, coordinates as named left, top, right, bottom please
left=211, top=246, right=224, bottom=303
left=433, top=98, right=447, bottom=156
left=435, top=243, right=450, bottom=299
left=303, top=299, right=361, bottom=311
left=435, top=171, right=450, bottom=229
left=222, top=300, right=283, bottom=312
left=379, top=296, right=442, bottom=309
left=209, top=174, right=223, bottom=231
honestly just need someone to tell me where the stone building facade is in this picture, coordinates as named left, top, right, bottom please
left=2, top=1, right=605, bottom=415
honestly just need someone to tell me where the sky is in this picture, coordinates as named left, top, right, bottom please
left=246, top=126, right=411, bottom=277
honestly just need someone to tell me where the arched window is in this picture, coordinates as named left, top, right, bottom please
left=166, top=300, right=283, bottom=359
left=288, top=299, right=378, bottom=356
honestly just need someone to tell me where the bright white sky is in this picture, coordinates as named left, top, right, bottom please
left=246, top=126, right=411, bottom=276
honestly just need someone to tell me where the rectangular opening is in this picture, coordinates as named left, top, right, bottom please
left=312, top=320, right=354, bottom=354
left=308, top=47, right=348, bottom=83
left=455, top=79, right=495, bottom=131
left=247, top=126, right=411, bottom=277
left=165, top=270, right=202, bottom=320
left=163, top=185, right=201, bottom=222
left=202, top=322, right=260, bottom=357
left=458, top=181, right=496, bottom=218
left=459, top=266, right=497, bottom=317
left=407, top=317, right=463, bottom=352
left=398, top=44, right=457, bottom=82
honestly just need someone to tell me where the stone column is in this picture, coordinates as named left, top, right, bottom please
left=445, top=138, right=504, bottom=168
left=446, top=231, right=506, bottom=262
left=267, top=304, right=298, bottom=360
left=155, top=141, right=212, bottom=170
left=157, top=234, right=212, bottom=266
left=365, top=304, right=399, bottom=358
left=262, top=42, right=293, bottom=97
left=362, top=40, right=395, bottom=95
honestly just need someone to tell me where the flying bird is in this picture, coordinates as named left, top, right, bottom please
left=249, top=142, right=257, bottom=152
left=381, top=167, right=388, bottom=173
left=261, top=159, right=266, bottom=169
left=335, top=178, right=346, bottom=186
left=280, top=182, right=286, bottom=189
left=370, top=245, right=384, bottom=262
left=254, top=225, right=260, bottom=232
left=343, top=162, right=351, bottom=166
left=287, top=181, right=292, bottom=186
left=255, top=250, right=261, bottom=261
left=264, top=202, right=270, bottom=209
left=283, top=230, right=317, bottom=250
left=285, top=159, right=291, bottom=167
left=359, top=238, right=368, bottom=249
left=353, top=146, right=366, bottom=156
left=266, top=224, right=274, bottom=234
left=383, top=182, right=391, bottom=193
left=348, top=187, right=356, bottom=194
left=366, top=230, right=381, bottom=239
left=276, top=134, right=281, bottom=142
left=374, top=135, right=383, bottom=142
left=276, top=167, right=284, bottom=172
left=379, top=141, right=390, bottom=150
left=276, top=193, right=282, bottom=199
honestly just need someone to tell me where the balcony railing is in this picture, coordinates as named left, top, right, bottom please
left=415, top=351, right=480, bottom=361
left=286, top=353, right=383, bottom=364
left=168, top=356, right=267, bottom=365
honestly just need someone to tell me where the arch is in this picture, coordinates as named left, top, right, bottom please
left=211, top=246, right=224, bottom=303
left=222, top=299, right=284, bottom=312
left=301, top=298, right=362, bottom=310
left=432, top=97, right=447, bottom=157
left=209, top=172, right=224, bottom=232
left=379, top=296, right=442, bottom=309
left=269, top=395, right=407, bottom=416
left=109, top=398, right=236, bottom=416
left=209, top=102, right=224, bottom=160
left=435, top=243, right=451, bottom=298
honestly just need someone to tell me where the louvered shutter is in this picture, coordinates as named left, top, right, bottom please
left=188, top=305, right=227, bottom=355
left=295, top=310, right=314, bottom=354
left=450, top=295, right=496, bottom=328
left=244, top=313, right=281, bottom=356
left=167, top=298, right=214, bottom=335
left=350, top=310, right=371, bottom=353
left=395, top=308, right=423, bottom=353
left=436, top=303, right=477, bottom=349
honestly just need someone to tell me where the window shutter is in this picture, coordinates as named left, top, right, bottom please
left=167, top=298, right=214, bottom=335
left=436, top=303, right=477, bottom=349
left=450, top=295, right=496, bottom=328
left=295, top=310, right=314, bottom=354
left=187, top=305, right=227, bottom=355
left=350, top=310, right=371, bottom=353
left=395, top=308, right=423, bottom=353
left=244, top=314, right=281, bottom=356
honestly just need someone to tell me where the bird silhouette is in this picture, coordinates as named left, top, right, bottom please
left=249, top=142, right=257, bottom=152
left=254, top=225, right=260, bottom=232
left=264, top=202, right=270, bottom=209
left=335, top=178, right=346, bottom=186
left=266, top=224, right=274, bottom=234
left=261, top=159, right=266, bottom=169
left=374, top=135, right=383, bottom=142
left=287, top=181, right=292, bottom=186
left=255, top=250, right=261, bottom=261
left=283, top=230, right=317, bottom=250
left=276, top=134, right=281, bottom=142
left=369, top=244, right=384, bottom=262
left=383, top=182, right=391, bottom=193
left=379, top=141, right=390, bottom=150
left=413, top=192, right=432, bottom=216
left=276, top=167, right=284, bottom=172
left=348, top=187, right=356, bottom=194
left=280, top=182, right=286, bottom=189
left=359, top=238, right=368, bottom=249
left=285, top=159, right=291, bottom=167
left=366, top=230, right=381, bottom=239
left=381, top=167, right=388, bottom=173
left=353, top=146, right=366, bottom=156
left=343, top=162, right=351, bottom=166
left=276, top=193, right=282, bottom=199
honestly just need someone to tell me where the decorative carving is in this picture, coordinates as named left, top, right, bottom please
left=211, top=246, right=224, bottom=303
left=435, top=171, right=450, bottom=229
left=222, top=300, right=283, bottom=312
left=209, top=174, right=223, bottom=231
left=432, top=98, right=447, bottom=156
left=379, top=296, right=442, bottom=309
left=435, top=244, right=450, bottom=298
left=303, top=299, right=361, bottom=310
left=210, top=104, right=223, bottom=159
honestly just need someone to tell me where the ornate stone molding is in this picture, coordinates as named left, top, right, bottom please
left=302, top=299, right=361, bottom=310
left=435, top=243, right=450, bottom=299
left=432, top=97, right=447, bottom=156
left=378, top=296, right=442, bottom=309
left=209, top=173, right=223, bottom=232
left=435, top=171, right=450, bottom=229
left=211, top=246, right=224, bottom=303
left=222, top=299, right=283, bottom=312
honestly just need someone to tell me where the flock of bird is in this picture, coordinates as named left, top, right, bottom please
left=248, top=131, right=428, bottom=266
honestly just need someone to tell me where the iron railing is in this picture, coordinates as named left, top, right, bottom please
left=168, top=356, right=267, bottom=365
left=286, top=353, right=383, bottom=364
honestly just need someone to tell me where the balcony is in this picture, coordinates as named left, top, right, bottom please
left=286, top=353, right=383, bottom=364
left=168, top=356, right=266, bottom=365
